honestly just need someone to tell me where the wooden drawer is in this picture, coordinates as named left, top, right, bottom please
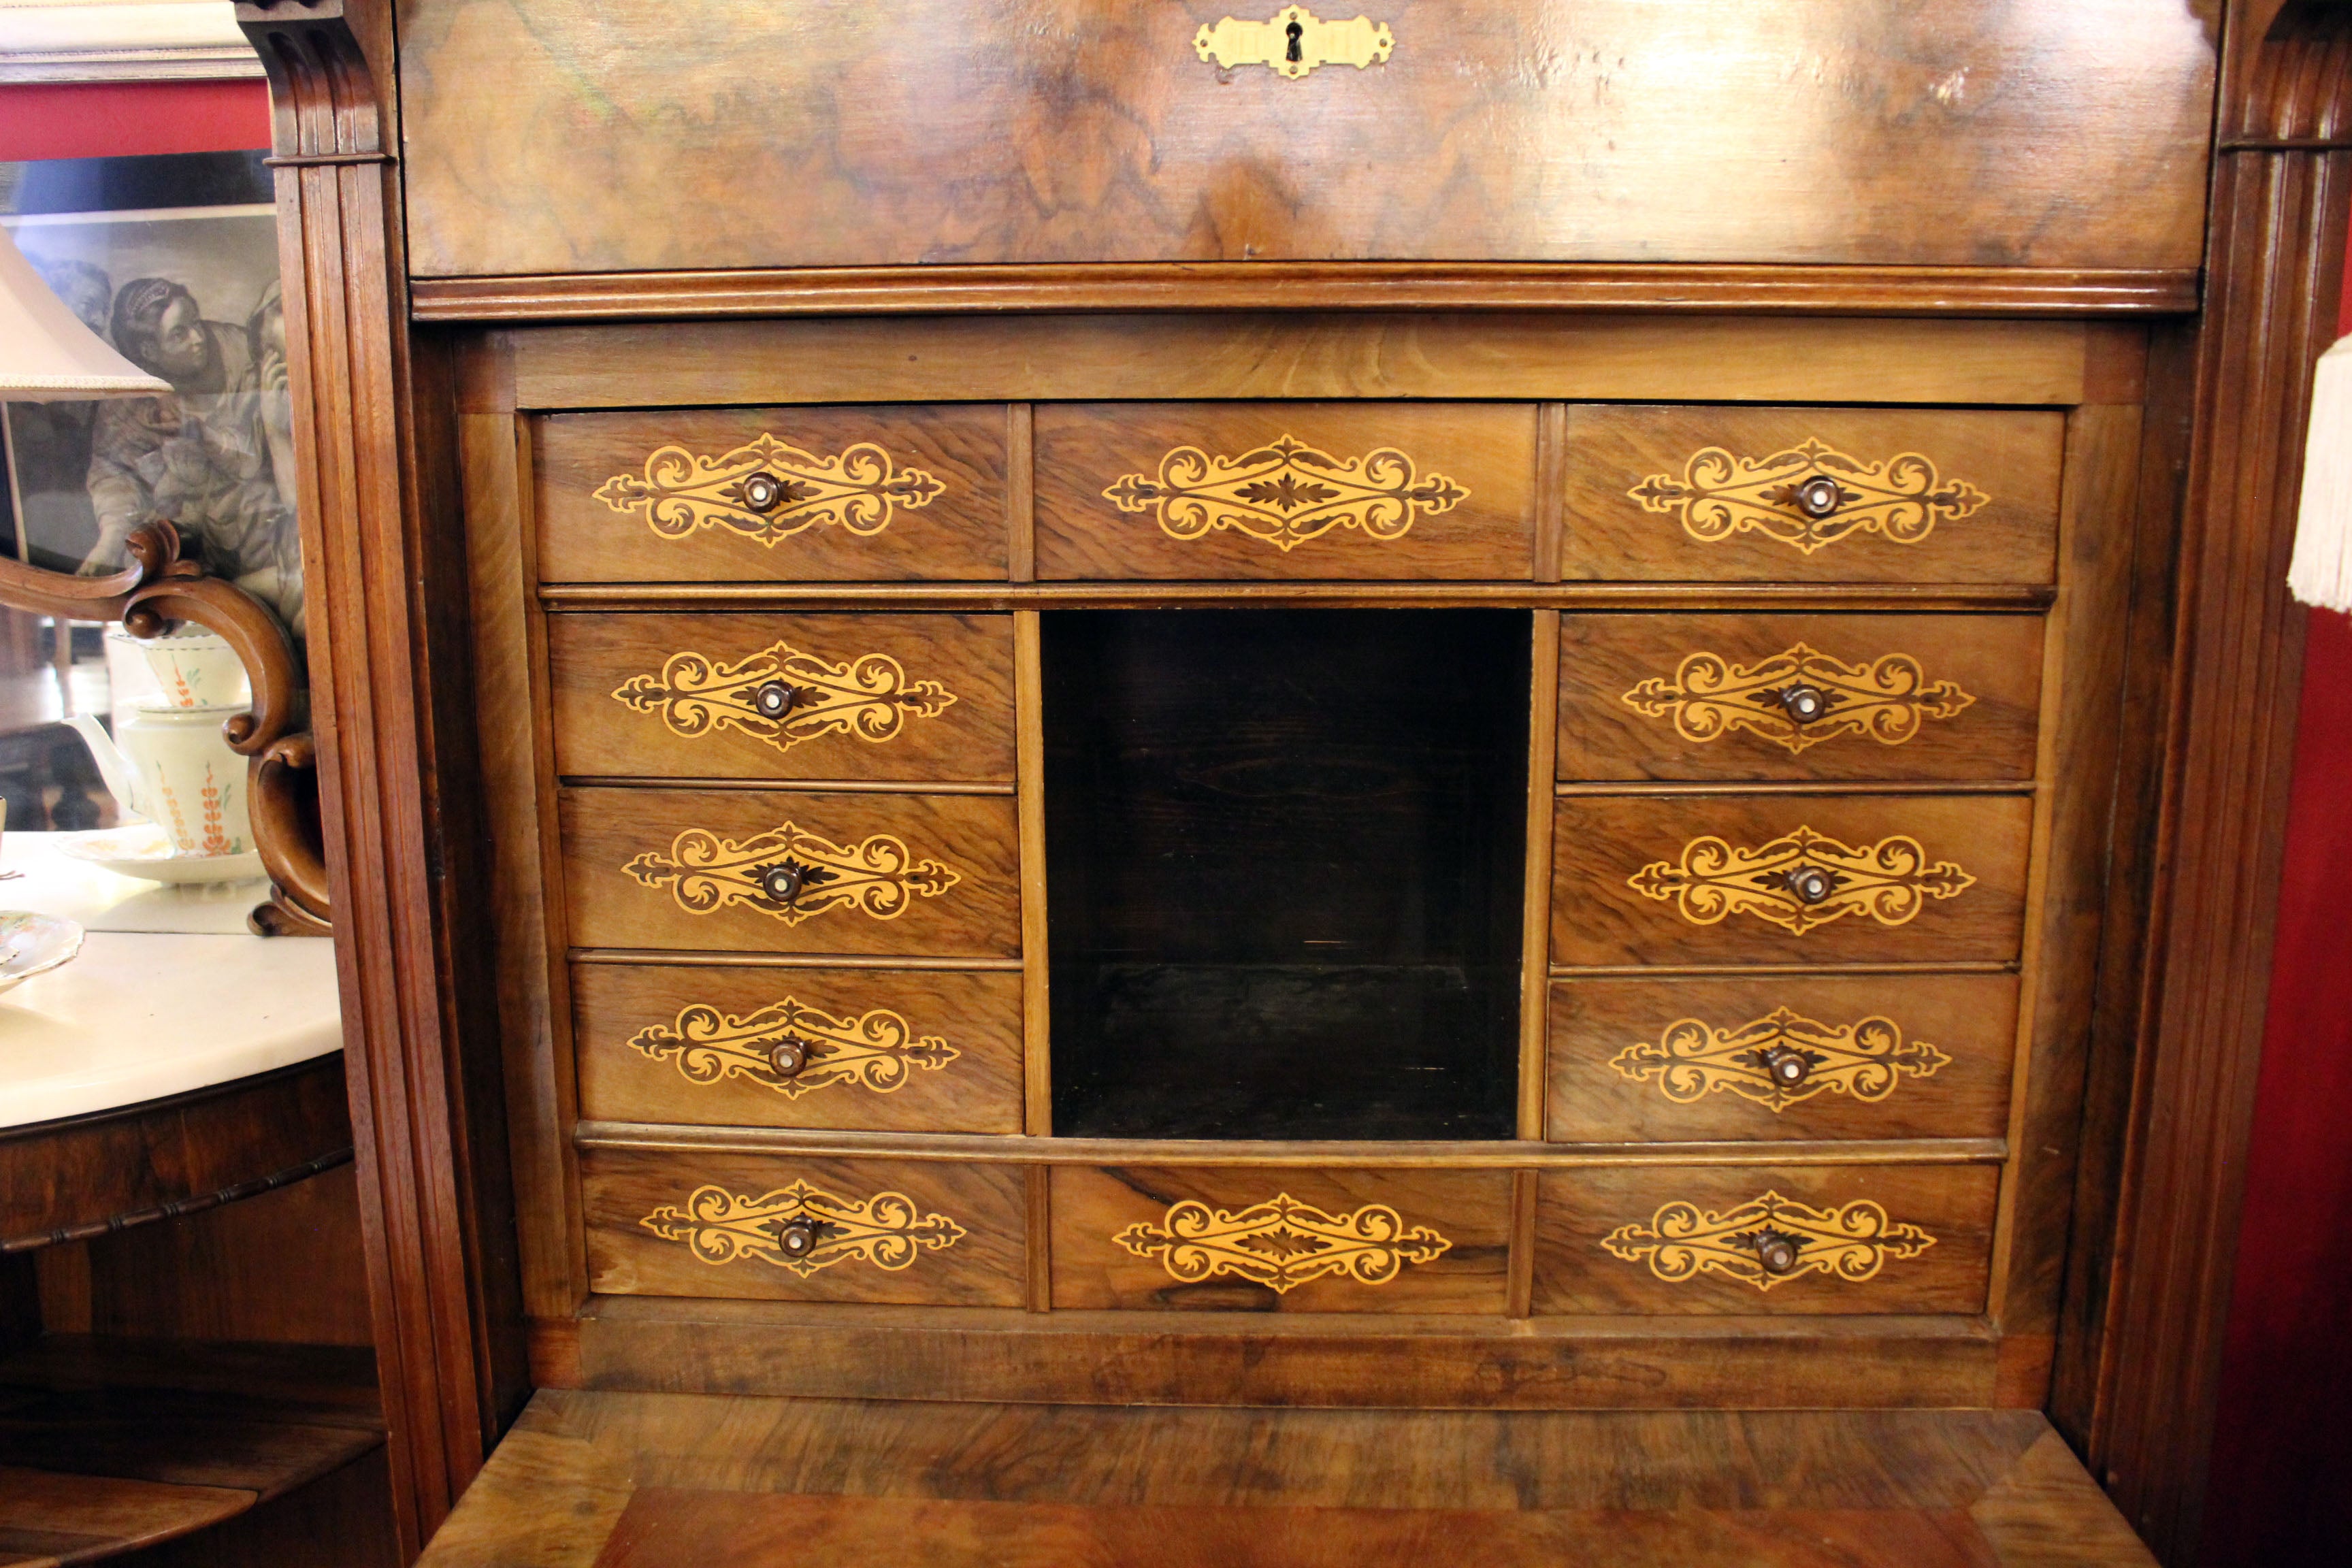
left=549, top=612, right=1017, bottom=784
left=1049, top=1166, right=1511, bottom=1313
left=582, top=1148, right=1025, bottom=1305
left=1557, top=613, right=2044, bottom=782
left=1034, top=403, right=1536, bottom=580
left=560, top=787, right=1022, bottom=957
left=1560, top=407, right=2063, bottom=584
left=1547, top=973, right=2018, bottom=1143
left=573, top=963, right=1023, bottom=1134
left=1532, top=1163, right=1996, bottom=1315
left=534, top=405, right=1010, bottom=583
left=1550, top=792, right=2031, bottom=967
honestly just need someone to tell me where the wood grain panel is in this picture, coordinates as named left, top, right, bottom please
left=1561, top=408, right=2065, bottom=585
left=572, top=964, right=1023, bottom=1134
left=395, top=1, right=2213, bottom=276
left=548, top=612, right=1016, bottom=783
left=560, top=787, right=1021, bottom=957
left=1532, top=1163, right=1998, bottom=1316
left=1548, top=973, right=2019, bottom=1144
left=534, top=406, right=1008, bottom=583
left=1557, top=613, right=2046, bottom=782
left=1550, top=793, right=2034, bottom=967
left=1050, top=1166, right=1512, bottom=1314
left=1034, top=403, right=1535, bottom=581
left=581, top=1149, right=1026, bottom=1306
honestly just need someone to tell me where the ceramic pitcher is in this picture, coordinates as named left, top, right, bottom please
left=67, top=707, right=252, bottom=858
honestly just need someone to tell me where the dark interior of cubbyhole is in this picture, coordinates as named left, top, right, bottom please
left=1043, top=608, right=1529, bottom=1141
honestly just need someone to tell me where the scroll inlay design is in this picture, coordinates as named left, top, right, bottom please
left=1601, top=1191, right=1937, bottom=1290
left=623, top=823, right=962, bottom=925
left=627, top=997, right=958, bottom=1098
left=1621, top=643, right=1976, bottom=754
left=1113, top=1192, right=1451, bottom=1293
left=611, top=642, right=956, bottom=754
left=593, top=434, right=944, bottom=546
left=1102, top=434, right=1465, bottom=551
left=640, top=1181, right=966, bottom=1275
left=1629, top=440, right=1989, bottom=554
left=1609, top=1008, right=1953, bottom=1112
left=1194, top=7, right=1394, bottom=78
left=1627, top=827, right=1975, bottom=934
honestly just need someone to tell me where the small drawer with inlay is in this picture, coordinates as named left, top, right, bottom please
left=534, top=404, right=1010, bottom=583
left=1548, top=972, right=2018, bottom=1143
left=582, top=1148, right=1026, bottom=1306
left=1558, top=612, right=2044, bottom=782
left=549, top=612, right=1017, bottom=784
left=1559, top=406, right=2063, bottom=585
left=1549, top=792, right=2032, bottom=967
left=572, top=962, right=1023, bottom=1134
left=559, top=786, right=1022, bottom=958
left=1049, top=1166, right=1512, bottom=1313
left=1532, top=1162, right=1996, bottom=1316
left=1034, top=402, right=1537, bottom=580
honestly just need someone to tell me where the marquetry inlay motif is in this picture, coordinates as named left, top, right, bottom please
left=1629, top=440, right=1989, bottom=554
left=1601, top=1192, right=1937, bottom=1291
left=627, top=997, right=958, bottom=1099
left=1608, top=1008, right=1953, bottom=1112
left=641, top=1181, right=966, bottom=1276
left=1102, top=435, right=1465, bottom=551
left=1620, top=643, right=1975, bottom=754
left=593, top=434, right=945, bottom=546
left=1113, top=1193, right=1451, bottom=1293
left=611, top=642, right=956, bottom=754
left=1627, top=827, right=1975, bottom=935
left=1194, top=7, right=1394, bottom=78
left=623, top=823, right=962, bottom=925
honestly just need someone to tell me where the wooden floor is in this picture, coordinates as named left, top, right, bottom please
left=418, top=1392, right=2155, bottom=1567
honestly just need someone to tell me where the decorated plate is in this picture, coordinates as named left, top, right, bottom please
left=59, top=826, right=265, bottom=885
left=0, top=911, right=84, bottom=995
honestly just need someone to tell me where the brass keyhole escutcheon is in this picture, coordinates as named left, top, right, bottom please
left=1777, top=683, right=1829, bottom=725
left=1286, top=18, right=1303, bottom=61
left=1791, top=474, right=1845, bottom=519
left=739, top=471, right=788, bottom=514
left=767, top=1034, right=812, bottom=1079
left=1783, top=865, right=1835, bottom=905
left=1752, top=1230, right=1802, bottom=1275
left=1757, top=1045, right=1812, bottom=1089
left=754, top=680, right=798, bottom=719
left=774, top=1218, right=824, bottom=1259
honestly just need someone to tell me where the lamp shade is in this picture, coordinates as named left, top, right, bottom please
left=0, top=220, right=171, bottom=397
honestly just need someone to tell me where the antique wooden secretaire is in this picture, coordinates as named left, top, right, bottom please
left=231, top=1, right=2352, bottom=1560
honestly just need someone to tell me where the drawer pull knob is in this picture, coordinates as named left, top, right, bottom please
left=1622, top=644, right=1976, bottom=755
left=774, top=1217, right=828, bottom=1259
left=738, top=471, right=788, bottom=514
left=1628, top=440, right=1988, bottom=555
left=642, top=1180, right=967, bottom=1277
left=1776, top=683, right=1829, bottom=725
left=1603, top=1191, right=1936, bottom=1290
left=1790, top=474, right=1846, bottom=519
left=1613, top=1011, right=1952, bottom=1111
left=595, top=434, right=945, bottom=546
left=753, top=679, right=798, bottom=719
left=627, top=824, right=960, bottom=926
left=760, top=862, right=812, bottom=906
left=631, top=998, right=960, bottom=1099
left=1630, top=827, right=1974, bottom=934
left=615, top=643, right=956, bottom=756
left=1756, top=1044, right=1814, bottom=1090
left=766, top=1034, right=813, bottom=1079
left=1782, top=865, right=1837, bottom=905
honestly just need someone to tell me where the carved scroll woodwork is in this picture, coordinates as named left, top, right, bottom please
left=1628, top=827, right=1976, bottom=934
left=623, top=822, right=963, bottom=925
left=1629, top=440, right=1989, bottom=554
left=594, top=434, right=945, bottom=546
left=627, top=996, right=958, bottom=1099
left=1621, top=643, right=1976, bottom=755
left=612, top=642, right=956, bottom=754
left=1601, top=1191, right=1938, bottom=1290
left=1195, top=7, right=1394, bottom=78
left=1113, top=1193, right=1453, bottom=1292
left=1102, top=435, right=1466, bottom=551
left=1608, top=1008, right=1954, bottom=1112
left=640, top=1181, right=967, bottom=1275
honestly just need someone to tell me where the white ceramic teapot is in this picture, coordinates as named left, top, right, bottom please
left=69, top=706, right=253, bottom=858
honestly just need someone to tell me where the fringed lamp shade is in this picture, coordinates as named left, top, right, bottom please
left=2291, top=337, right=2352, bottom=612
left=0, top=222, right=170, bottom=398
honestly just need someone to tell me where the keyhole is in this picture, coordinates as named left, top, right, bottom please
left=1286, top=19, right=1303, bottom=62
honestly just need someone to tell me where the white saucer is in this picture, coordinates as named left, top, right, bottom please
left=58, top=826, right=266, bottom=885
left=0, top=911, right=84, bottom=994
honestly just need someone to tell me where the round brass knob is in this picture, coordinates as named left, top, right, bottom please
left=774, top=1218, right=823, bottom=1259
left=760, top=864, right=807, bottom=905
left=1778, top=683, right=1829, bottom=725
left=1757, top=1045, right=1812, bottom=1089
left=1791, top=475, right=1844, bottom=519
left=1752, top=1231, right=1801, bottom=1275
left=1783, top=865, right=1835, bottom=905
left=739, top=472, right=787, bottom=514
left=753, top=680, right=798, bottom=719
left=768, top=1034, right=811, bottom=1079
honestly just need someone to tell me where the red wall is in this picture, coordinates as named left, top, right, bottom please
left=2200, top=250, right=2352, bottom=1565
left=0, top=80, right=268, bottom=162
